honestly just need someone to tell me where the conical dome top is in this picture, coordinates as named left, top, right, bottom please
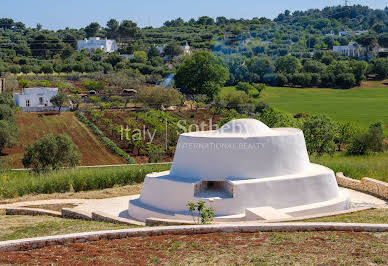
left=218, top=119, right=273, bottom=135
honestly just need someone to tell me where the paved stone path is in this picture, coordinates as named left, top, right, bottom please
left=0, top=199, right=89, bottom=210
left=0, top=188, right=386, bottom=222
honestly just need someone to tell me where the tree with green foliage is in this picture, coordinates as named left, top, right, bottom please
left=118, top=20, right=140, bottom=42
left=147, top=46, right=161, bottom=59
left=175, top=51, right=229, bottom=98
left=18, top=79, right=29, bottom=89
left=247, top=56, right=275, bottom=83
left=346, top=122, right=384, bottom=156
left=70, top=94, right=82, bottom=111
left=335, top=121, right=360, bottom=151
left=0, top=120, right=18, bottom=155
left=371, top=58, right=388, bottom=79
left=336, top=73, right=356, bottom=89
left=22, top=134, right=81, bottom=172
left=0, top=94, right=18, bottom=155
left=84, top=22, right=100, bottom=37
left=136, top=86, right=182, bottom=110
left=106, top=19, right=119, bottom=39
left=302, top=114, right=337, bottom=156
left=50, top=92, right=68, bottom=114
left=275, top=55, right=301, bottom=75
left=163, top=42, right=183, bottom=59
left=368, top=122, right=384, bottom=153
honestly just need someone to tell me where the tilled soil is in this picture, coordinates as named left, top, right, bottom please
left=0, top=231, right=387, bottom=265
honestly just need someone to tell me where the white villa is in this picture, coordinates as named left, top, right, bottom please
left=333, top=42, right=365, bottom=57
left=14, top=88, right=58, bottom=111
left=77, top=37, right=118, bottom=53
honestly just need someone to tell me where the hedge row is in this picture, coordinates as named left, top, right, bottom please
left=0, top=164, right=171, bottom=199
left=75, top=111, right=136, bottom=164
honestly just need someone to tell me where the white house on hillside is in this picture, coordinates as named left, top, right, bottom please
left=339, top=30, right=368, bottom=37
left=77, top=37, right=118, bottom=53
left=333, top=42, right=365, bottom=57
left=14, top=88, right=58, bottom=111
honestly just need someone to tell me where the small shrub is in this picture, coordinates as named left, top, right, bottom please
left=187, top=201, right=215, bottom=224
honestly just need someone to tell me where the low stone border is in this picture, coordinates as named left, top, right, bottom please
left=61, top=208, right=92, bottom=221
left=336, top=172, right=388, bottom=200
left=0, top=222, right=387, bottom=252
left=5, top=208, right=62, bottom=218
left=92, top=212, right=144, bottom=226
left=145, top=217, right=196, bottom=226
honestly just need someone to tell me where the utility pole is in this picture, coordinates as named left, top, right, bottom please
left=345, top=0, right=348, bottom=6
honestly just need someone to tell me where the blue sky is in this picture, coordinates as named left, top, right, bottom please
left=1, top=0, right=386, bottom=30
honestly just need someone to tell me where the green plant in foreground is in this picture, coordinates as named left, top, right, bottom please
left=187, top=200, right=215, bottom=225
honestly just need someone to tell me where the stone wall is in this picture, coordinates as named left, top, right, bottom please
left=1, top=223, right=388, bottom=252
left=336, top=173, right=388, bottom=200
left=5, top=208, right=61, bottom=218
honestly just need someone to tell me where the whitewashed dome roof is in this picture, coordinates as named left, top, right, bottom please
left=218, top=119, right=273, bottom=135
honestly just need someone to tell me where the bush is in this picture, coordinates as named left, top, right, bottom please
left=346, top=122, right=385, bottom=156
left=302, top=114, right=337, bottom=156
left=22, top=134, right=81, bottom=173
left=275, top=73, right=288, bottom=86
left=336, top=73, right=356, bottom=89
left=82, top=80, right=105, bottom=92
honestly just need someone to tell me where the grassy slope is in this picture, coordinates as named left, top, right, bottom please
left=0, top=210, right=134, bottom=241
left=312, top=152, right=388, bottom=182
left=261, top=81, right=388, bottom=134
left=2, top=112, right=126, bottom=168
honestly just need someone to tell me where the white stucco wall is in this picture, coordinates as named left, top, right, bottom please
left=77, top=37, right=118, bottom=53
left=14, top=88, right=58, bottom=108
left=170, top=120, right=310, bottom=181
left=129, top=119, right=349, bottom=222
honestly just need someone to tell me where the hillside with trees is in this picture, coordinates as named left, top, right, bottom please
left=0, top=5, right=387, bottom=90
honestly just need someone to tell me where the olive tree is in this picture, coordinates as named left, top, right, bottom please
left=22, top=134, right=81, bottom=172
left=175, top=51, right=229, bottom=99
left=50, top=92, right=68, bottom=114
left=302, top=114, right=337, bottom=156
left=136, top=86, right=182, bottom=110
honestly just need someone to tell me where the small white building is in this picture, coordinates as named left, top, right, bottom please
left=333, top=42, right=365, bottom=57
left=14, top=88, right=58, bottom=110
left=339, top=30, right=368, bottom=37
left=128, top=119, right=349, bottom=222
left=77, top=37, right=118, bottom=53
left=182, top=41, right=192, bottom=56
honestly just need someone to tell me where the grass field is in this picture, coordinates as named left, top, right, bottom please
left=261, top=80, right=388, bottom=134
left=0, top=164, right=171, bottom=199
left=2, top=112, right=126, bottom=168
left=311, top=152, right=388, bottom=182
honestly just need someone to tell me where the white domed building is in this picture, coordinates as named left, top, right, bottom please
left=128, top=119, right=350, bottom=222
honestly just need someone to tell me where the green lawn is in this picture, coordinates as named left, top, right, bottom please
left=261, top=85, right=388, bottom=134
left=311, top=152, right=388, bottom=182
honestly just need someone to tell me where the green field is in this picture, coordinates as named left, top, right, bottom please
left=311, top=152, right=388, bottom=182
left=261, top=85, right=388, bottom=134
